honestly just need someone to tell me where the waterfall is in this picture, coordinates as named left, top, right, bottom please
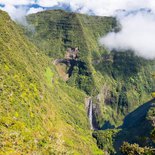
left=88, top=98, right=94, bottom=130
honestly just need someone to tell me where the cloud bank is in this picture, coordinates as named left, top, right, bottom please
left=1, top=0, right=155, bottom=18
left=1, top=4, right=27, bottom=23
left=100, top=12, right=155, bottom=59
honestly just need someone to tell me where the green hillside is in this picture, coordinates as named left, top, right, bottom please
left=0, top=10, right=102, bottom=154
left=26, top=10, right=155, bottom=128
left=1, top=8, right=155, bottom=154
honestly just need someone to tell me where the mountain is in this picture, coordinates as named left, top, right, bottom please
left=26, top=10, right=155, bottom=129
left=1, top=9, right=155, bottom=154
left=0, top=10, right=102, bottom=154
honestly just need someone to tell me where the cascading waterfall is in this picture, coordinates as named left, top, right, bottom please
left=88, top=98, right=94, bottom=130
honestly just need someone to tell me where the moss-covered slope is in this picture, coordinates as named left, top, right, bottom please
left=0, top=10, right=102, bottom=154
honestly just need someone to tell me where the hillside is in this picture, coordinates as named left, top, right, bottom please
left=26, top=10, right=155, bottom=128
left=0, top=10, right=102, bottom=154
left=1, top=9, right=155, bottom=154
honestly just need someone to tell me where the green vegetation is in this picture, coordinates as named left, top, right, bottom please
left=92, top=129, right=119, bottom=154
left=0, top=10, right=102, bottom=154
left=26, top=10, right=116, bottom=96
left=26, top=10, right=155, bottom=129
left=1, top=9, right=155, bottom=154
left=120, top=142, right=154, bottom=155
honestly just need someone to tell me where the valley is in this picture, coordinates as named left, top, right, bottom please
left=0, top=9, right=155, bottom=154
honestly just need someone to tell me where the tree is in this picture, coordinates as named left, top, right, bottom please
left=151, top=74, right=155, bottom=98
left=120, top=142, right=154, bottom=155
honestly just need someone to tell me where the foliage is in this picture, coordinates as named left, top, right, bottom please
left=0, top=10, right=102, bottom=154
left=92, top=129, right=119, bottom=154
left=150, top=128, right=155, bottom=143
left=120, top=142, right=154, bottom=155
left=26, top=10, right=155, bottom=129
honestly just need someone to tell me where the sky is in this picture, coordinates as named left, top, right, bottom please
left=1, top=0, right=155, bottom=59
left=1, top=0, right=155, bottom=17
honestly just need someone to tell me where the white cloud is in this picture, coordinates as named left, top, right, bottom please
left=1, top=4, right=28, bottom=24
left=36, top=0, right=155, bottom=16
left=37, top=0, right=60, bottom=7
left=27, top=7, right=44, bottom=15
left=100, top=12, right=155, bottom=59
left=0, top=0, right=33, bottom=5
left=67, top=0, right=148, bottom=16
left=0, top=0, right=155, bottom=16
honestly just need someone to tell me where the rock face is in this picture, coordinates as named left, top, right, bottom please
left=53, top=47, right=80, bottom=80
left=65, top=47, right=79, bottom=60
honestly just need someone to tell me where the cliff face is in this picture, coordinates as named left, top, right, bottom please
left=26, top=10, right=155, bottom=128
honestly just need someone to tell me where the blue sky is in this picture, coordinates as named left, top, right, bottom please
left=1, top=0, right=155, bottom=17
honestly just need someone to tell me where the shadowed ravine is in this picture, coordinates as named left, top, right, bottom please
left=113, top=99, right=155, bottom=154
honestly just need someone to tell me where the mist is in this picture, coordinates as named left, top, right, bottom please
left=1, top=4, right=28, bottom=25
left=100, top=12, right=155, bottom=59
